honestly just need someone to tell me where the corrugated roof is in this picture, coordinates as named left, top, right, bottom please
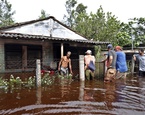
left=0, top=32, right=109, bottom=44
left=0, top=16, right=110, bottom=45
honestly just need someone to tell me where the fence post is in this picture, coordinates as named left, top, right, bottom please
left=103, top=61, right=106, bottom=77
left=131, top=56, right=135, bottom=74
left=79, top=55, right=85, bottom=81
left=36, top=59, right=41, bottom=87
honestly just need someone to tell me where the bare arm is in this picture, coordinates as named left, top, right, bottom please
left=101, top=55, right=108, bottom=62
left=108, top=56, right=113, bottom=67
left=133, top=55, right=136, bottom=61
left=84, top=56, right=88, bottom=70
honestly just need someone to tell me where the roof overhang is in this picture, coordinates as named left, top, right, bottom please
left=0, top=32, right=110, bottom=45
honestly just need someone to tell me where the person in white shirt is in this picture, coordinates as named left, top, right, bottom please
left=84, top=50, right=96, bottom=80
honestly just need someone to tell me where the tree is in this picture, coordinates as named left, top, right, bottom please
left=0, top=0, right=15, bottom=27
left=63, top=0, right=77, bottom=27
left=38, top=9, right=49, bottom=19
left=75, top=3, right=87, bottom=14
left=115, top=22, right=131, bottom=47
left=63, top=0, right=87, bottom=28
left=104, top=12, right=130, bottom=46
left=63, top=1, right=132, bottom=47
left=128, top=18, right=145, bottom=47
left=74, top=6, right=123, bottom=44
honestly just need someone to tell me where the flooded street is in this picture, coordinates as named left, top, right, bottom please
left=0, top=75, right=145, bottom=115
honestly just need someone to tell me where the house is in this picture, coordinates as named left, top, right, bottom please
left=0, top=16, right=109, bottom=74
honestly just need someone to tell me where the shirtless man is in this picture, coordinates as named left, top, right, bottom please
left=84, top=50, right=96, bottom=80
left=58, top=51, right=73, bottom=76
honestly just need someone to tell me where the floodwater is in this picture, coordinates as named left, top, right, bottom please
left=0, top=74, right=145, bottom=115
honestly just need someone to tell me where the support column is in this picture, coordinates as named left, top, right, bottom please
left=22, top=46, right=27, bottom=71
left=36, top=59, right=41, bottom=87
left=131, top=56, right=135, bottom=74
left=61, top=43, right=64, bottom=58
left=79, top=55, right=85, bottom=81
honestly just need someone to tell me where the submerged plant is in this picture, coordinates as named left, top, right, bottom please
left=0, top=77, right=8, bottom=86
left=9, top=75, right=23, bottom=88
left=26, top=76, right=36, bottom=87
left=41, top=73, right=55, bottom=86
left=0, top=73, right=56, bottom=89
left=0, top=71, right=77, bottom=89
left=57, top=74, right=73, bottom=79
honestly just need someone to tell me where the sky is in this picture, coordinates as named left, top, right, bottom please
left=7, top=0, right=145, bottom=23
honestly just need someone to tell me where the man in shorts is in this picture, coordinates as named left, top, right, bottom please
left=58, top=51, right=73, bottom=76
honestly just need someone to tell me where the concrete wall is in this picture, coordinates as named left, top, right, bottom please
left=0, top=39, right=55, bottom=72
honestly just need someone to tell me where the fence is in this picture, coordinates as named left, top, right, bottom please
left=0, top=57, right=138, bottom=79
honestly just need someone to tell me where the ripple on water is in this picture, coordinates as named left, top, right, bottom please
left=0, top=76, right=145, bottom=114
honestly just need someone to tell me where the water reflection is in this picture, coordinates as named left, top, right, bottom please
left=59, top=78, right=72, bottom=99
left=79, top=81, right=84, bottom=101
left=0, top=75, right=145, bottom=114
left=83, top=89, right=95, bottom=101
left=79, top=81, right=95, bottom=101
left=36, top=87, right=41, bottom=104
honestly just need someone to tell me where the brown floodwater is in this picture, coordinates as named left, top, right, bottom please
left=0, top=74, right=145, bottom=115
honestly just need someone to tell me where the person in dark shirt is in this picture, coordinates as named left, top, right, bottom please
left=102, top=44, right=117, bottom=82
left=102, top=44, right=117, bottom=69
left=133, top=48, right=145, bottom=77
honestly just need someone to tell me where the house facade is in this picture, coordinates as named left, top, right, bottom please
left=0, top=16, right=109, bottom=73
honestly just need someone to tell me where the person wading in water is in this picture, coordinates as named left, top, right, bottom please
left=84, top=50, right=96, bottom=80
left=58, top=51, right=73, bottom=76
